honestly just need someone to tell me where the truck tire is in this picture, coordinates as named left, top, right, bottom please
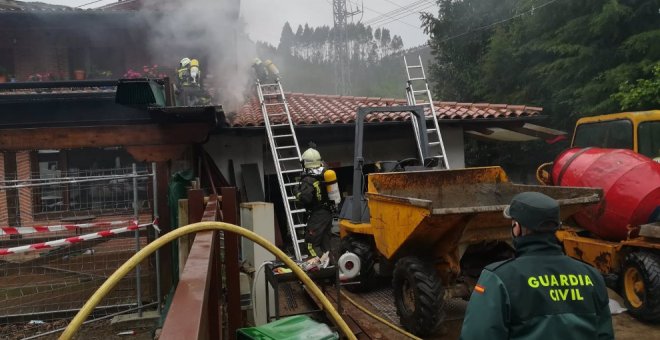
left=621, top=251, right=660, bottom=322
left=393, top=256, right=444, bottom=336
left=340, top=235, right=378, bottom=292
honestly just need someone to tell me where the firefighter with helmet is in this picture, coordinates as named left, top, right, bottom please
left=294, top=145, right=341, bottom=259
left=177, top=57, right=192, bottom=86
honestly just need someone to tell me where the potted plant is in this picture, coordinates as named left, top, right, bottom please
left=0, top=66, right=7, bottom=83
left=73, top=69, right=86, bottom=80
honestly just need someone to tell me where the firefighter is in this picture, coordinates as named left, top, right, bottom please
left=460, top=192, right=614, bottom=340
left=263, top=59, right=280, bottom=81
left=293, top=146, right=341, bottom=259
left=177, top=57, right=192, bottom=86
left=189, top=58, right=201, bottom=85
left=252, top=58, right=269, bottom=83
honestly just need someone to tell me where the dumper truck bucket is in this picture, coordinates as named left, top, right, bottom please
left=365, top=166, right=602, bottom=260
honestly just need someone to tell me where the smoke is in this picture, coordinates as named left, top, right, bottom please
left=139, top=0, right=256, bottom=112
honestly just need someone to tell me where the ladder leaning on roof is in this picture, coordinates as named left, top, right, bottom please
left=404, top=55, right=450, bottom=169
left=255, top=78, right=307, bottom=261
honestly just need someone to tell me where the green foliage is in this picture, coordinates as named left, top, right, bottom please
left=422, top=0, right=660, bottom=173
left=612, top=62, right=660, bottom=110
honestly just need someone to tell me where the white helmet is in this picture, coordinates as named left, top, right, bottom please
left=301, top=148, right=322, bottom=169
left=180, top=58, right=191, bottom=68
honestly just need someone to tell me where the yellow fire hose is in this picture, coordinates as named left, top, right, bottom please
left=59, top=221, right=356, bottom=340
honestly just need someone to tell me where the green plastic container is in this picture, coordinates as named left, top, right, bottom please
left=237, top=315, right=339, bottom=340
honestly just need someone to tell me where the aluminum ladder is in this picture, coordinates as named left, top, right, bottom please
left=404, top=55, right=450, bottom=169
left=256, top=79, right=307, bottom=261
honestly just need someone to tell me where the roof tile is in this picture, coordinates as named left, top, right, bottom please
left=231, top=93, right=543, bottom=127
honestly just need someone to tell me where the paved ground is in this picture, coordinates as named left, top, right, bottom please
left=347, top=287, right=660, bottom=339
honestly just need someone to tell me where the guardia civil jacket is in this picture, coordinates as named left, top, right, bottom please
left=460, top=233, right=614, bottom=340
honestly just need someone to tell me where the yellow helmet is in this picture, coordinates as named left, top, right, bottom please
left=180, top=58, right=191, bottom=68
left=301, top=148, right=322, bottom=169
left=190, top=59, right=199, bottom=67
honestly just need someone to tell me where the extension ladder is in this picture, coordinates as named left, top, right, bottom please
left=404, top=55, right=450, bottom=169
left=256, top=79, right=307, bottom=261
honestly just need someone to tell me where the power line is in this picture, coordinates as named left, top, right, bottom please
left=361, top=5, right=421, bottom=28
left=372, top=2, right=437, bottom=28
left=76, top=0, right=107, bottom=8
left=363, top=0, right=429, bottom=25
left=438, top=0, right=561, bottom=43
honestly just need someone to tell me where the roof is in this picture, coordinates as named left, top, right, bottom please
left=0, top=0, right=78, bottom=11
left=232, top=93, right=544, bottom=127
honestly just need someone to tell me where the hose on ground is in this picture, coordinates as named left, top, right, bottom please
left=59, top=221, right=356, bottom=340
left=340, top=290, right=422, bottom=340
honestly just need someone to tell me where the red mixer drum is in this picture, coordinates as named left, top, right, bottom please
left=552, top=147, right=660, bottom=240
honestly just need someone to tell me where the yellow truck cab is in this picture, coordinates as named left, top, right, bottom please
left=571, top=110, right=660, bottom=161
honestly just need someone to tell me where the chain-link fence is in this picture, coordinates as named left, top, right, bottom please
left=0, top=164, right=161, bottom=339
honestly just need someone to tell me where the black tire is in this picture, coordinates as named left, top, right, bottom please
left=340, top=235, right=378, bottom=292
left=393, top=256, right=444, bottom=336
left=620, top=251, right=660, bottom=322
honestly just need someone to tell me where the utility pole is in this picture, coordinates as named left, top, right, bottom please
left=332, top=0, right=361, bottom=95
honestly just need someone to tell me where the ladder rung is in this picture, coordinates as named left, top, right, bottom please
left=287, top=196, right=296, bottom=201
left=408, top=77, right=426, bottom=81
left=262, top=92, right=281, bottom=96
left=293, top=224, right=306, bottom=228
left=291, top=209, right=306, bottom=214
left=271, top=124, right=290, bottom=127
left=297, top=239, right=305, bottom=243
left=273, top=134, right=293, bottom=138
left=407, top=65, right=423, bottom=69
left=427, top=129, right=437, bottom=133
left=260, top=83, right=279, bottom=87
left=433, top=155, right=446, bottom=159
left=413, top=90, right=427, bottom=94
left=276, top=145, right=297, bottom=150
left=284, top=182, right=299, bottom=187
left=281, top=169, right=299, bottom=174
left=429, top=141, right=442, bottom=146
left=268, top=113, right=287, bottom=116
left=279, top=157, right=299, bottom=162
left=265, top=102, right=284, bottom=106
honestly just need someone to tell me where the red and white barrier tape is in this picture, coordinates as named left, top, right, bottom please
left=0, top=220, right=154, bottom=256
left=0, top=220, right=133, bottom=236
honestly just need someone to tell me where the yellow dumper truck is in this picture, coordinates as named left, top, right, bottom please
left=337, top=106, right=602, bottom=336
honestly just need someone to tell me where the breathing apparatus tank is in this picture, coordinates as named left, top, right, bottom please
left=323, top=169, right=341, bottom=206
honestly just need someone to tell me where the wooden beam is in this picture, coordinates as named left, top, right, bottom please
left=126, top=145, right=189, bottom=162
left=0, top=124, right=211, bottom=151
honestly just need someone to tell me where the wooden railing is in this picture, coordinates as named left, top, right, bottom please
left=160, top=187, right=242, bottom=340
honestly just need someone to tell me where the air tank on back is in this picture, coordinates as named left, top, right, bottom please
left=552, top=148, right=660, bottom=240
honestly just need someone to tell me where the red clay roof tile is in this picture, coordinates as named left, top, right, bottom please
left=230, top=93, right=543, bottom=127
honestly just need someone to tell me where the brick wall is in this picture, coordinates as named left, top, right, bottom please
left=0, top=153, right=7, bottom=225
left=16, top=151, right=33, bottom=226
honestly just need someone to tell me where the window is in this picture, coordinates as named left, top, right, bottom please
left=638, top=121, right=660, bottom=160
left=573, top=119, right=633, bottom=150
left=32, top=148, right=148, bottom=216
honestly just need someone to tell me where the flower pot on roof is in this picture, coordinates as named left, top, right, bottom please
left=0, top=67, right=7, bottom=83
left=73, top=69, right=86, bottom=80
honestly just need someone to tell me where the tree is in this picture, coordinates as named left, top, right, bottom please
left=612, top=62, right=660, bottom=110
left=278, top=22, right=295, bottom=55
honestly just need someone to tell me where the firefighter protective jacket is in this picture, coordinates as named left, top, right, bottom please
left=460, top=233, right=614, bottom=340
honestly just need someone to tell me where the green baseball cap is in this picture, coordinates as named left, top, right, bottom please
left=503, top=192, right=561, bottom=232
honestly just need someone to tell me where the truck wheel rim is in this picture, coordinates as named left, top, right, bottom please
left=624, top=266, right=645, bottom=308
left=403, top=280, right=415, bottom=313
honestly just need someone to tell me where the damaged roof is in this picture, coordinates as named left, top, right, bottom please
left=232, top=93, right=544, bottom=127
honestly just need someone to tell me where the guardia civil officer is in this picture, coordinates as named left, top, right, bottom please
left=460, top=192, right=614, bottom=340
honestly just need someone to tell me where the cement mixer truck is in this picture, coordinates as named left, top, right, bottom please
left=537, top=110, right=660, bottom=322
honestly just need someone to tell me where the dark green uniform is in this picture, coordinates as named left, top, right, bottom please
left=460, top=233, right=614, bottom=340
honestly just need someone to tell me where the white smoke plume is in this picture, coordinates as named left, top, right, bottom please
left=140, top=0, right=256, bottom=112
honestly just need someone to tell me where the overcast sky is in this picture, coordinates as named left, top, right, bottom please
left=25, top=0, right=435, bottom=47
